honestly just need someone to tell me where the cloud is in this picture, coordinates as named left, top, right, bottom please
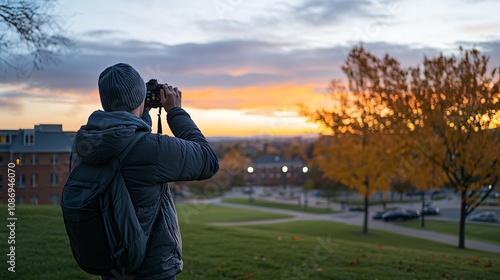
left=0, top=90, right=38, bottom=112
left=457, top=40, right=500, bottom=66
left=0, top=88, right=76, bottom=104
left=0, top=91, right=38, bottom=98
left=3, top=38, right=347, bottom=91
left=292, top=0, right=378, bottom=26
left=0, top=98, right=22, bottom=111
left=81, top=29, right=128, bottom=38
left=3, top=35, right=498, bottom=114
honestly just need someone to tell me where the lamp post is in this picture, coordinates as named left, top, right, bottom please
left=247, top=166, right=254, bottom=203
left=302, top=166, right=309, bottom=209
left=281, top=165, right=288, bottom=199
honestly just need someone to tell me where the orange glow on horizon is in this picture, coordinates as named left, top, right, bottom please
left=1, top=83, right=327, bottom=137
left=184, top=83, right=326, bottom=111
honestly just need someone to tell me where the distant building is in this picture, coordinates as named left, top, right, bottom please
left=247, top=155, right=308, bottom=187
left=0, top=124, right=74, bottom=205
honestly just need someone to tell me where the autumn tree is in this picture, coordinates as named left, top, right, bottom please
left=301, top=47, right=403, bottom=233
left=312, top=132, right=395, bottom=233
left=387, top=147, right=447, bottom=228
left=389, top=177, right=414, bottom=201
left=0, top=0, right=72, bottom=74
left=281, top=140, right=308, bottom=161
left=302, top=44, right=500, bottom=242
left=219, top=144, right=251, bottom=188
left=384, top=48, right=500, bottom=248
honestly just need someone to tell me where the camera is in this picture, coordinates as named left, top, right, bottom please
left=145, top=79, right=162, bottom=108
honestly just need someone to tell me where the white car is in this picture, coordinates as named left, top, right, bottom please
left=469, top=212, right=498, bottom=222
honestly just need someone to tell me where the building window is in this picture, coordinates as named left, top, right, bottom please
left=31, top=174, right=39, bottom=188
left=31, top=154, right=38, bottom=165
left=0, top=155, right=3, bottom=164
left=51, top=194, right=60, bottom=205
left=18, top=196, right=25, bottom=204
left=30, top=196, right=39, bottom=205
left=18, top=174, right=25, bottom=188
left=0, top=175, right=3, bottom=188
left=50, top=173, right=59, bottom=186
left=0, top=134, right=11, bottom=144
left=51, top=153, right=59, bottom=164
left=16, top=154, right=25, bottom=166
left=24, top=130, right=35, bottom=146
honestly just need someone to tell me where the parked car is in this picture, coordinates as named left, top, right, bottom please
left=243, top=187, right=254, bottom=194
left=404, top=209, right=421, bottom=219
left=372, top=211, right=386, bottom=220
left=382, top=210, right=412, bottom=222
left=469, top=212, right=498, bottom=222
left=349, top=206, right=365, bottom=212
left=422, top=207, right=440, bottom=215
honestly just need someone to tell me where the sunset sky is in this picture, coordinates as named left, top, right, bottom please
left=1, top=0, right=500, bottom=137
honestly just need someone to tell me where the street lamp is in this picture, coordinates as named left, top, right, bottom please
left=281, top=166, right=288, bottom=198
left=247, top=166, right=254, bottom=202
left=302, top=166, right=309, bottom=209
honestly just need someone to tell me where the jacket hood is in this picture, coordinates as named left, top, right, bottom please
left=74, top=110, right=151, bottom=164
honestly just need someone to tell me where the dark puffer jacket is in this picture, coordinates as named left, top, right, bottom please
left=72, top=107, right=219, bottom=279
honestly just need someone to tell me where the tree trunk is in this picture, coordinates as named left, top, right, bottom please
left=458, top=189, right=467, bottom=249
left=304, top=189, right=308, bottom=210
left=362, top=192, right=369, bottom=234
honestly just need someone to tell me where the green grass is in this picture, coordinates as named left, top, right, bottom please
left=0, top=204, right=499, bottom=280
left=182, top=221, right=500, bottom=280
left=0, top=205, right=94, bottom=280
left=331, top=198, right=416, bottom=204
left=176, top=203, right=293, bottom=223
left=222, top=198, right=337, bottom=214
left=395, top=219, right=500, bottom=245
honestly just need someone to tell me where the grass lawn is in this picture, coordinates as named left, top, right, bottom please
left=176, top=203, right=293, bottom=223
left=395, top=219, right=500, bottom=245
left=0, top=204, right=498, bottom=280
left=222, top=198, right=337, bottom=214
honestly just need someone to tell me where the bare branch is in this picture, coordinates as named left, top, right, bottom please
left=0, top=0, right=73, bottom=76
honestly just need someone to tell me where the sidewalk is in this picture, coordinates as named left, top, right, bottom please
left=211, top=201, right=500, bottom=254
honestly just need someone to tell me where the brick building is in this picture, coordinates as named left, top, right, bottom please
left=247, top=155, right=308, bottom=187
left=0, top=124, right=74, bottom=205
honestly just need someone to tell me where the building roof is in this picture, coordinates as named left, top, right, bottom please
left=252, top=154, right=306, bottom=167
left=0, top=124, right=74, bottom=153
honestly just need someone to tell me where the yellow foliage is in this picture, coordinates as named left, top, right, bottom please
left=312, top=132, right=395, bottom=196
left=301, top=46, right=500, bottom=238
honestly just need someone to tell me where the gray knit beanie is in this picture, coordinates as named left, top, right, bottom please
left=98, top=63, right=146, bottom=112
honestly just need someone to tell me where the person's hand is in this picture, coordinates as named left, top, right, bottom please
left=160, top=84, right=182, bottom=112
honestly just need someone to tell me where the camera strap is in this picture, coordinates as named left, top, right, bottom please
left=157, top=107, right=162, bottom=134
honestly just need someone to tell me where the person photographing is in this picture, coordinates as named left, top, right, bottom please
left=64, top=63, right=219, bottom=280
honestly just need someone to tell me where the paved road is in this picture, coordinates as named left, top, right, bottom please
left=209, top=201, right=500, bottom=254
left=436, top=208, right=500, bottom=225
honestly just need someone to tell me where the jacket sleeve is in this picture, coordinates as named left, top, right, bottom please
left=155, top=107, right=219, bottom=182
